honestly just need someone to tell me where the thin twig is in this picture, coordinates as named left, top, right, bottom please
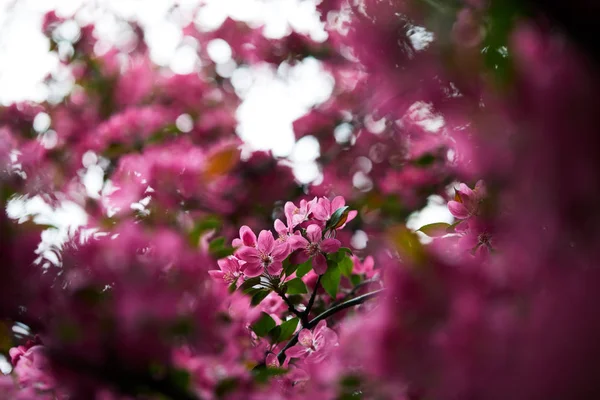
left=276, top=289, right=305, bottom=322
left=302, top=275, right=322, bottom=326
left=277, top=289, right=384, bottom=364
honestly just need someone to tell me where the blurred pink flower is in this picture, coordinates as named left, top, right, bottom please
left=285, top=320, right=338, bottom=364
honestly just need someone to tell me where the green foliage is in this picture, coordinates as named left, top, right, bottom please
left=339, top=255, right=354, bottom=277
left=268, top=317, right=299, bottom=343
left=285, top=278, right=308, bottom=295
left=322, top=260, right=342, bottom=299
left=296, top=260, right=312, bottom=278
left=251, top=312, right=277, bottom=337
left=209, top=237, right=236, bottom=259
left=250, top=290, right=270, bottom=306
left=417, top=222, right=451, bottom=237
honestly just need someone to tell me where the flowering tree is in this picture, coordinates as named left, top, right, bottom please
left=2, top=0, right=600, bottom=399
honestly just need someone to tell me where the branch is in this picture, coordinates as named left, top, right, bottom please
left=277, top=289, right=384, bottom=364
left=275, top=290, right=305, bottom=322
left=302, top=275, right=322, bottom=326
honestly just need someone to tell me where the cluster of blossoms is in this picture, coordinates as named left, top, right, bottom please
left=208, top=196, right=378, bottom=376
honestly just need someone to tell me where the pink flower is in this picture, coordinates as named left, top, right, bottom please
left=208, top=256, right=248, bottom=283
left=447, top=180, right=486, bottom=221
left=351, top=255, right=376, bottom=278
left=232, top=225, right=257, bottom=248
left=266, top=353, right=288, bottom=369
left=291, top=224, right=341, bottom=275
left=285, top=320, right=338, bottom=364
left=12, top=345, right=54, bottom=391
left=457, top=218, right=493, bottom=259
left=274, top=218, right=305, bottom=250
left=284, top=198, right=316, bottom=228
left=312, top=196, right=357, bottom=229
left=236, top=230, right=289, bottom=276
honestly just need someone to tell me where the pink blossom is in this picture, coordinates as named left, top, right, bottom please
left=236, top=230, right=289, bottom=276
left=274, top=218, right=305, bottom=250
left=12, top=345, right=54, bottom=391
left=312, top=196, right=358, bottom=229
left=232, top=225, right=257, bottom=248
left=351, top=255, right=376, bottom=278
left=285, top=320, right=338, bottom=364
left=208, top=256, right=247, bottom=283
left=291, top=224, right=341, bottom=275
left=447, top=181, right=486, bottom=221
left=284, top=198, right=316, bottom=228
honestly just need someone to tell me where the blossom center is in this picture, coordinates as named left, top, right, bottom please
left=260, top=253, right=274, bottom=266
left=477, top=232, right=492, bottom=247
left=307, top=242, right=320, bottom=256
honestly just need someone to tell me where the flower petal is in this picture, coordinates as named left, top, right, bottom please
left=208, top=270, right=224, bottom=281
left=286, top=344, right=308, bottom=359
left=448, top=201, right=469, bottom=219
left=267, top=261, right=283, bottom=276
left=236, top=246, right=260, bottom=262
left=331, top=196, right=345, bottom=211
left=258, top=230, right=275, bottom=254
left=290, top=249, right=310, bottom=265
left=312, top=204, right=329, bottom=221
left=266, top=354, right=279, bottom=368
left=271, top=242, right=290, bottom=261
left=239, top=225, right=257, bottom=247
left=313, top=253, right=328, bottom=275
left=284, top=201, right=299, bottom=226
left=306, top=224, right=322, bottom=243
left=288, top=234, right=308, bottom=250
left=243, top=262, right=263, bottom=278
left=298, top=329, right=313, bottom=347
left=274, top=219, right=287, bottom=235
left=320, top=238, right=341, bottom=253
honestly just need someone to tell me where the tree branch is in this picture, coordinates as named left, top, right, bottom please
left=302, top=275, right=322, bottom=326
left=275, top=290, right=305, bottom=322
left=277, top=289, right=383, bottom=364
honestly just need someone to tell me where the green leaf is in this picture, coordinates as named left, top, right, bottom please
left=445, top=221, right=461, bottom=234
left=208, top=237, right=225, bottom=252
left=339, top=255, right=354, bottom=277
left=285, top=278, right=308, bottom=295
left=252, top=365, right=287, bottom=383
left=251, top=290, right=270, bottom=306
left=251, top=312, right=277, bottom=337
left=321, top=262, right=341, bottom=299
left=211, top=247, right=236, bottom=259
left=417, top=222, right=451, bottom=237
left=228, top=281, right=237, bottom=294
left=188, top=216, right=221, bottom=247
left=283, top=258, right=298, bottom=277
left=325, top=206, right=350, bottom=231
left=296, top=260, right=312, bottom=278
left=350, top=274, right=362, bottom=286
left=339, top=247, right=353, bottom=256
left=277, top=318, right=299, bottom=342
left=209, top=237, right=236, bottom=258
left=239, top=277, right=262, bottom=294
